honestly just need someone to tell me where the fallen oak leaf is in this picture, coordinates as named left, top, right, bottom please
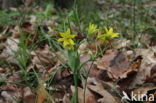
left=117, top=55, right=142, bottom=91
left=130, top=48, right=156, bottom=88
left=83, top=77, right=121, bottom=103
left=87, top=83, right=120, bottom=103
left=96, top=50, right=139, bottom=80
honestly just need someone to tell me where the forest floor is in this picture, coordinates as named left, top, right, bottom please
left=0, top=0, right=156, bottom=103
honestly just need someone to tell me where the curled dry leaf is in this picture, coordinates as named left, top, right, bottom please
left=86, top=78, right=121, bottom=103
left=80, top=53, right=115, bottom=81
left=96, top=50, right=139, bottom=80
left=29, top=45, right=56, bottom=71
left=78, top=40, right=88, bottom=54
left=130, top=48, right=156, bottom=88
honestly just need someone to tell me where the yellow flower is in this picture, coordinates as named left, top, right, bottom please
left=104, top=27, right=119, bottom=38
left=97, top=27, right=119, bottom=42
left=88, top=23, right=98, bottom=35
left=58, top=29, right=76, bottom=50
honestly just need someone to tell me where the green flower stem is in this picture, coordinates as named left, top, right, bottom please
left=67, top=50, right=80, bottom=103
left=73, top=70, right=78, bottom=103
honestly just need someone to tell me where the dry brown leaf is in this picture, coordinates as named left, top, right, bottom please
left=146, top=65, right=156, bottom=83
left=2, top=74, right=22, bottom=91
left=63, top=94, right=70, bottom=103
left=0, top=74, right=23, bottom=103
left=52, top=68, right=72, bottom=88
left=23, top=87, right=35, bottom=103
left=78, top=40, right=88, bottom=54
left=80, top=53, right=115, bottom=81
left=0, top=37, right=19, bottom=64
left=29, top=45, right=56, bottom=71
left=71, top=86, right=97, bottom=103
left=1, top=91, right=18, bottom=103
left=87, top=78, right=121, bottom=103
left=130, top=48, right=156, bottom=88
left=96, top=50, right=139, bottom=80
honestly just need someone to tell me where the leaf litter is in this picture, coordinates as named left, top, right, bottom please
left=1, top=27, right=156, bottom=103
left=0, top=1, right=156, bottom=103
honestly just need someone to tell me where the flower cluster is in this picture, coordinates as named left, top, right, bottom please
left=58, top=24, right=119, bottom=50
left=88, top=23, right=119, bottom=41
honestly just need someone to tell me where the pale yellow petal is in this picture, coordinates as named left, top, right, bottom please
left=104, top=27, right=109, bottom=32
left=108, top=28, right=113, bottom=34
left=60, top=33, right=66, bottom=38
left=70, top=34, right=76, bottom=38
left=58, top=38, right=64, bottom=42
left=69, top=39, right=75, bottom=45
left=63, top=40, right=69, bottom=47
left=111, top=33, right=119, bottom=38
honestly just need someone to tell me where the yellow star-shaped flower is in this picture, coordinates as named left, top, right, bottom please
left=97, top=27, right=119, bottom=42
left=104, top=27, right=119, bottom=38
left=58, top=29, right=76, bottom=50
left=88, top=23, right=98, bottom=35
